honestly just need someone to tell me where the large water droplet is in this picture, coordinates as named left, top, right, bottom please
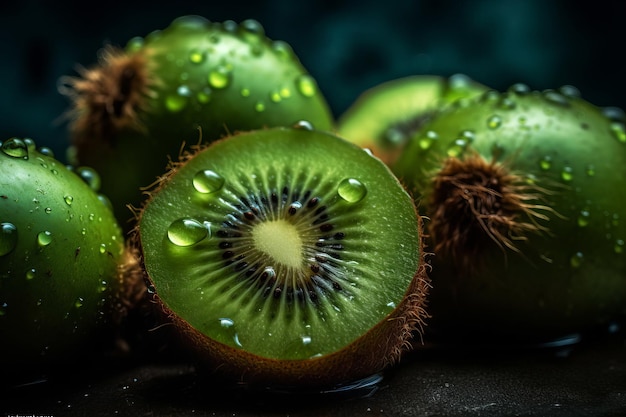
left=189, top=49, right=205, bottom=64
left=418, top=130, right=438, bottom=150
left=76, top=167, right=101, bottom=191
left=293, top=120, right=314, bottom=130
left=167, top=218, right=209, bottom=246
left=539, top=156, right=552, bottom=171
left=26, top=268, right=36, bottom=280
left=487, top=115, right=502, bottom=130
left=337, top=178, right=367, bottom=203
left=220, top=317, right=235, bottom=328
left=577, top=210, right=591, bottom=227
left=296, top=75, right=317, bottom=97
left=0, top=222, right=18, bottom=256
left=543, top=90, right=570, bottom=107
left=208, top=65, right=232, bottom=89
left=1, top=138, right=29, bottom=159
left=37, top=231, right=52, bottom=247
left=561, top=166, right=574, bottom=182
left=272, top=40, right=294, bottom=60
left=193, top=170, right=225, bottom=193
left=64, top=195, right=74, bottom=206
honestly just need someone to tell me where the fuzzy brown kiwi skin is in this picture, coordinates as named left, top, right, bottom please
left=128, top=133, right=430, bottom=388
left=129, top=227, right=429, bottom=388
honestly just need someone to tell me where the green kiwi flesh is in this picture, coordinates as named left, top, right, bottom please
left=136, top=126, right=428, bottom=386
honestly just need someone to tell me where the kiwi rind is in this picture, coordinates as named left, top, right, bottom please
left=392, top=87, right=626, bottom=342
left=133, top=126, right=429, bottom=387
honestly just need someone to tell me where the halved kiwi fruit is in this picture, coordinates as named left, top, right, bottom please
left=133, top=125, right=429, bottom=387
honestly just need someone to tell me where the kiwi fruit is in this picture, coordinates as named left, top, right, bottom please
left=0, top=137, right=126, bottom=376
left=132, top=125, right=429, bottom=388
left=337, top=74, right=488, bottom=164
left=59, top=15, right=334, bottom=227
left=392, top=85, right=626, bottom=344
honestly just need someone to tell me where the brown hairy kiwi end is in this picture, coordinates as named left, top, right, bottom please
left=428, top=152, right=556, bottom=275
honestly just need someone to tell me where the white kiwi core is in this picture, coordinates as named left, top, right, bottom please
left=252, top=219, right=303, bottom=268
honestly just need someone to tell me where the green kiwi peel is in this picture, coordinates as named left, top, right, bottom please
left=134, top=126, right=429, bottom=386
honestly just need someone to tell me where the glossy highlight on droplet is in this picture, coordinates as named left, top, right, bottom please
left=1, top=138, right=29, bottom=159
left=167, top=218, right=209, bottom=246
left=337, top=178, right=367, bottom=203
left=192, top=170, right=225, bottom=194
left=0, top=222, right=18, bottom=256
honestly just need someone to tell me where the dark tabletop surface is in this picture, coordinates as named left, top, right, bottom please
left=3, top=326, right=625, bottom=417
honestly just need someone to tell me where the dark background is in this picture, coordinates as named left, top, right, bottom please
left=1, top=0, right=626, bottom=159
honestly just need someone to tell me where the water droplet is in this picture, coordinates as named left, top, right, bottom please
left=543, top=90, right=571, bottom=107
left=383, top=127, right=407, bottom=146
left=586, top=165, right=595, bottom=177
left=196, top=87, right=212, bottom=104
left=577, top=210, right=591, bottom=227
left=570, top=252, right=584, bottom=268
left=76, top=167, right=101, bottom=191
left=74, top=297, right=84, bottom=308
left=561, top=166, right=574, bottom=182
left=337, top=178, right=367, bottom=203
left=64, top=195, right=74, bottom=206
left=167, top=218, right=209, bottom=246
left=269, top=90, right=282, bottom=103
left=508, top=83, right=531, bottom=95
left=602, top=106, right=626, bottom=123
left=446, top=139, right=468, bottom=158
left=192, top=170, right=225, bottom=193
left=487, top=115, right=502, bottom=129
left=610, top=122, right=626, bottom=143
left=189, top=49, right=205, bottom=64
left=208, top=65, right=232, bottom=89
left=498, top=95, right=517, bottom=110
left=296, top=75, right=317, bottom=97
left=279, top=87, right=291, bottom=98
left=220, top=317, right=235, bottom=328
left=255, top=101, right=265, bottom=112
left=447, top=73, right=473, bottom=91
left=26, top=268, right=36, bottom=280
left=126, top=36, right=144, bottom=52
left=418, top=130, right=438, bottom=150
left=44, top=207, right=52, bottom=214
left=539, top=156, right=552, bottom=170
left=293, top=120, right=314, bottom=130
left=165, top=94, right=188, bottom=112
left=0, top=222, right=18, bottom=256
left=615, top=239, right=624, bottom=254
left=272, top=40, right=293, bottom=60
left=38, top=147, right=54, bottom=158
left=1, top=138, right=29, bottom=159
left=240, top=88, right=251, bottom=97
left=459, top=130, right=475, bottom=143
left=99, top=244, right=107, bottom=254
left=301, top=335, right=312, bottom=345
left=558, top=85, right=581, bottom=98
left=37, top=231, right=52, bottom=247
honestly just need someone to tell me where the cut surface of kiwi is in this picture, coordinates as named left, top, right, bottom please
left=136, top=125, right=427, bottom=385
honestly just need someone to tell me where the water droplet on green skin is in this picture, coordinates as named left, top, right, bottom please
left=487, top=115, right=502, bottom=129
left=255, top=101, right=266, bottom=112
left=610, top=122, right=626, bottom=143
left=1, top=138, right=29, bottom=159
left=586, top=165, right=595, bottom=177
left=37, top=231, right=53, bottom=247
left=615, top=239, right=625, bottom=254
left=75, top=167, right=101, bottom=191
left=189, top=49, right=205, bottom=64
left=26, top=268, right=36, bottom=280
left=165, top=94, right=188, bottom=112
left=296, top=75, right=317, bottom=97
left=208, top=65, right=233, bottom=89
left=570, top=252, right=584, bottom=268
left=197, top=87, right=212, bottom=104
left=293, top=120, right=314, bottom=130
left=446, top=139, right=468, bottom=158
left=337, top=178, right=367, bottom=203
left=539, top=156, right=552, bottom=170
left=74, top=297, right=84, bottom=308
left=0, top=222, right=18, bottom=256
left=64, top=195, right=74, bottom=206
left=193, top=170, right=225, bottom=193
left=418, top=131, right=439, bottom=150
left=561, top=166, right=574, bottom=182
left=577, top=210, right=591, bottom=227
left=167, top=218, right=209, bottom=246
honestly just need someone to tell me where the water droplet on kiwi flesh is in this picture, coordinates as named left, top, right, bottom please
left=138, top=129, right=424, bottom=378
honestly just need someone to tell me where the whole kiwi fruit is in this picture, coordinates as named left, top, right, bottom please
left=0, top=137, right=126, bottom=376
left=337, top=74, right=488, bottom=164
left=392, top=85, right=626, bottom=345
left=59, top=15, right=334, bottom=226
left=132, top=125, right=429, bottom=388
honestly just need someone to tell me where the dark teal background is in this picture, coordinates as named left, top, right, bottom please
left=1, top=0, right=625, bottom=158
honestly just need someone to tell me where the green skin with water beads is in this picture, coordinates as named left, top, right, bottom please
left=0, top=138, right=124, bottom=372
left=392, top=86, right=626, bottom=344
left=336, top=74, right=488, bottom=164
left=62, top=15, right=334, bottom=226
left=134, top=126, right=429, bottom=387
